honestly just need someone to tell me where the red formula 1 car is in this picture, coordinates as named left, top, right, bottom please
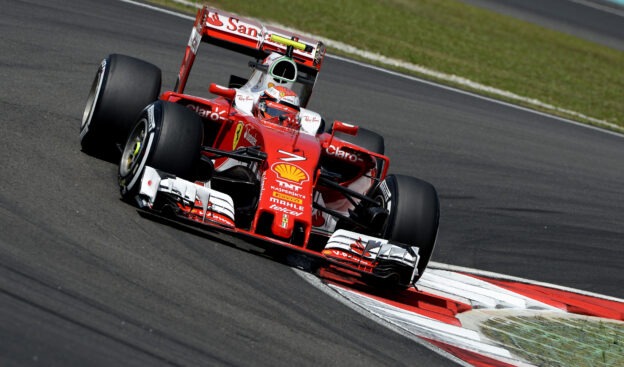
left=80, top=6, right=439, bottom=288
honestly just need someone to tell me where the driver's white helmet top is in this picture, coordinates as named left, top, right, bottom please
left=253, top=86, right=300, bottom=121
left=263, top=86, right=300, bottom=107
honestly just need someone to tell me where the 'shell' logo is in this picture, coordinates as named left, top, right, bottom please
left=272, top=163, right=308, bottom=184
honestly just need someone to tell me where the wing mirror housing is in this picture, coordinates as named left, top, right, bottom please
left=325, top=120, right=359, bottom=148
left=332, top=121, right=358, bottom=136
left=209, top=83, right=237, bottom=100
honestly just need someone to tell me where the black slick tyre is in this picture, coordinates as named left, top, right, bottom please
left=377, top=174, right=440, bottom=284
left=332, top=126, right=384, bottom=155
left=80, top=54, right=161, bottom=158
left=119, top=101, right=203, bottom=201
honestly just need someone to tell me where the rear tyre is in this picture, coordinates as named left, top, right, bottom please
left=376, top=174, right=440, bottom=284
left=332, top=125, right=385, bottom=186
left=119, top=101, right=203, bottom=201
left=80, top=54, right=161, bottom=158
left=332, top=125, right=384, bottom=155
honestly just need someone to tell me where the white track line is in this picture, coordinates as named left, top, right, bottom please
left=569, top=0, right=624, bottom=17
left=429, top=261, right=624, bottom=303
left=293, top=269, right=475, bottom=367
left=295, top=266, right=623, bottom=367
left=294, top=269, right=536, bottom=366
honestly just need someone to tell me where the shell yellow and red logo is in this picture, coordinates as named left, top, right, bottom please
left=272, top=163, right=308, bottom=184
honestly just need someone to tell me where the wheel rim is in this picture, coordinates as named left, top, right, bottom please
left=119, top=118, right=148, bottom=178
left=80, top=60, right=106, bottom=135
left=373, top=182, right=393, bottom=238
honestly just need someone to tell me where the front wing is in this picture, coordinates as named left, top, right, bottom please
left=134, top=166, right=422, bottom=286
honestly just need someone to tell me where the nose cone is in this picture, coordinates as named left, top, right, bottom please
left=255, top=128, right=320, bottom=242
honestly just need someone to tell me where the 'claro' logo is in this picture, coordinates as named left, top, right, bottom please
left=272, top=163, right=308, bottom=184
left=326, top=145, right=362, bottom=162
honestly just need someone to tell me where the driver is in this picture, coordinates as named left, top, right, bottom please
left=253, top=86, right=300, bottom=124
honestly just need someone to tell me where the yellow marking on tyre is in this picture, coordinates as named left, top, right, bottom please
left=133, top=141, right=141, bottom=157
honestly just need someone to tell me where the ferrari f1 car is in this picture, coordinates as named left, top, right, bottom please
left=80, top=6, right=440, bottom=288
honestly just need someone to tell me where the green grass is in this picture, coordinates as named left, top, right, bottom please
left=151, top=0, right=624, bottom=130
left=481, top=316, right=624, bottom=367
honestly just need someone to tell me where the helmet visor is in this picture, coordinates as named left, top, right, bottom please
left=258, top=100, right=297, bottom=120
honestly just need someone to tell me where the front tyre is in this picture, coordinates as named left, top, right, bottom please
left=119, top=101, right=203, bottom=201
left=377, top=174, right=440, bottom=284
left=80, top=54, right=161, bottom=158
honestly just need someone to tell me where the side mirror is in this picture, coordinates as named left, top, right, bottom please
left=209, top=83, right=237, bottom=100
left=332, top=121, right=359, bottom=136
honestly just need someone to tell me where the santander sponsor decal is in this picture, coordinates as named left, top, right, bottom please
left=206, top=12, right=223, bottom=27
left=206, top=11, right=260, bottom=39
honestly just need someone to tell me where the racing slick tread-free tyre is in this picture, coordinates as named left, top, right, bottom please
left=332, top=126, right=385, bottom=155
left=378, top=174, right=440, bottom=283
left=80, top=54, right=161, bottom=159
left=119, top=101, right=203, bottom=200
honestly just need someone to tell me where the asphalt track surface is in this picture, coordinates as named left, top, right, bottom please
left=1, top=0, right=623, bottom=366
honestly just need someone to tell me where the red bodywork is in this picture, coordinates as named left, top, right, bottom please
left=160, top=89, right=389, bottom=262
left=146, top=6, right=393, bottom=281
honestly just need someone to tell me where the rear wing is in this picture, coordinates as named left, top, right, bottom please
left=176, top=6, right=326, bottom=93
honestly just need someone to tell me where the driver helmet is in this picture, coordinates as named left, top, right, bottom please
left=254, top=86, right=300, bottom=120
